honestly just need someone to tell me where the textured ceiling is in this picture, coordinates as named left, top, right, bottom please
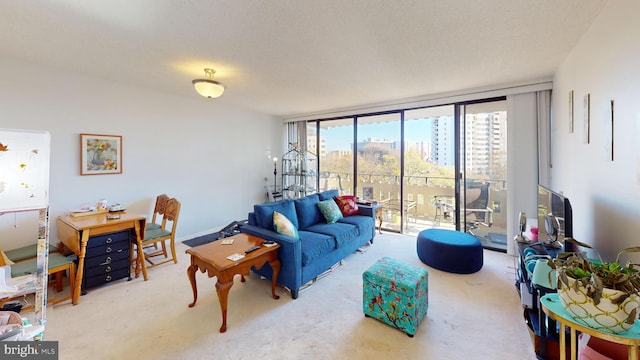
left=0, top=0, right=607, bottom=117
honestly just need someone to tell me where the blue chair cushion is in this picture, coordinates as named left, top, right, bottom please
left=144, top=228, right=171, bottom=240
left=145, top=223, right=162, bottom=231
left=11, top=252, right=72, bottom=277
left=5, top=244, right=57, bottom=262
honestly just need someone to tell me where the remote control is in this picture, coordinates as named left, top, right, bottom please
left=244, top=245, right=261, bottom=254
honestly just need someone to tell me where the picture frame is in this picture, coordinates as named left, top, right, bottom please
left=609, top=99, right=614, bottom=161
left=583, top=93, right=590, bottom=144
left=568, top=90, right=574, bottom=134
left=80, top=133, right=122, bottom=175
left=363, top=186, right=374, bottom=201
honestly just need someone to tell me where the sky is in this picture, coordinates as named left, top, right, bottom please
left=323, top=118, right=444, bottom=151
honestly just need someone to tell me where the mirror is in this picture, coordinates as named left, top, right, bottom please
left=518, top=212, right=527, bottom=236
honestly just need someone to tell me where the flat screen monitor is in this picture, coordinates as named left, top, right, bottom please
left=537, top=185, right=574, bottom=251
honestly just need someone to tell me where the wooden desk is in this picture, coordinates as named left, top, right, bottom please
left=56, top=212, right=146, bottom=304
left=186, top=233, right=280, bottom=333
left=540, top=293, right=640, bottom=360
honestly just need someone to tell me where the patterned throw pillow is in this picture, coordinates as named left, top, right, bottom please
left=273, top=211, right=299, bottom=238
left=317, top=199, right=343, bottom=224
left=333, top=195, right=360, bottom=217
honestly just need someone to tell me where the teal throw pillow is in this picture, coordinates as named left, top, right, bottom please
left=273, top=211, right=299, bottom=238
left=317, top=199, right=343, bottom=224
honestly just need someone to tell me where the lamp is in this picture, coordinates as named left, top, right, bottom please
left=192, top=68, right=226, bottom=99
left=273, top=157, right=278, bottom=194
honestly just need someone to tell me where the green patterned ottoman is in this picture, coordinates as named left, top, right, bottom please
left=363, top=257, right=429, bottom=337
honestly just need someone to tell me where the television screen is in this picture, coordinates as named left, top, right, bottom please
left=537, top=185, right=573, bottom=251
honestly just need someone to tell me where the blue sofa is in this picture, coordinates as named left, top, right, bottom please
left=240, top=189, right=376, bottom=299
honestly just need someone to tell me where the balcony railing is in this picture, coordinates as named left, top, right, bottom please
left=317, top=172, right=507, bottom=231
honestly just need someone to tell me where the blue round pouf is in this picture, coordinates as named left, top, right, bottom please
left=417, top=229, right=483, bottom=274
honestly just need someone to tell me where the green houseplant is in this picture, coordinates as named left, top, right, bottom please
left=553, top=238, right=640, bottom=334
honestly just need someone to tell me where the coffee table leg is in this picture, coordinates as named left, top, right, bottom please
left=269, top=259, right=281, bottom=300
left=187, top=264, right=198, bottom=307
left=215, top=279, right=233, bottom=333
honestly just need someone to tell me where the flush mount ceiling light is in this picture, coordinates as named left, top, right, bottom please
left=192, top=68, right=226, bottom=99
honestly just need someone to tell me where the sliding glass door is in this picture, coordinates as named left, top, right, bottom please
left=403, top=106, right=455, bottom=234
left=459, top=100, right=508, bottom=251
left=301, top=98, right=509, bottom=251
left=356, top=113, right=402, bottom=231
left=316, top=119, right=354, bottom=194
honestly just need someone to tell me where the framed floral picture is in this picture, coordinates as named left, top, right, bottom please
left=80, top=134, right=122, bottom=175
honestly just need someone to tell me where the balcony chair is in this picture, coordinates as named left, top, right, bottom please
left=133, top=197, right=181, bottom=280
left=464, top=181, right=493, bottom=235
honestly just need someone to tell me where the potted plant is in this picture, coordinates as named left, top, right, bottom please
left=553, top=238, right=640, bottom=334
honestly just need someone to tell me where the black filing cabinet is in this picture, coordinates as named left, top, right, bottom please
left=81, top=230, right=131, bottom=291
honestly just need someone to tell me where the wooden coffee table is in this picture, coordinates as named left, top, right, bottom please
left=186, top=233, right=280, bottom=333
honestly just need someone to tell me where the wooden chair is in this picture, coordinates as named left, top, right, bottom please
left=133, top=197, right=181, bottom=279
left=147, top=194, right=169, bottom=231
left=0, top=248, right=75, bottom=308
left=4, top=244, right=64, bottom=291
left=144, top=194, right=170, bottom=255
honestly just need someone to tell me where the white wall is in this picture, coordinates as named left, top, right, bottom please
left=0, top=56, right=282, bottom=250
left=552, top=0, right=640, bottom=261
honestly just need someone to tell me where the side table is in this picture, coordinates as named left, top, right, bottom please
left=540, top=293, right=640, bottom=360
left=186, top=233, right=280, bottom=333
left=373, top=204, right=383, bottom=234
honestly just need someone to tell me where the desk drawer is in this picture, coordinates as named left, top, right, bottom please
left=83, top=266, right=130, bottom=289
left=84, top=250, right=129, bottom=268
left=85, top=258, right=129, bottom=278
left=86, top=231, right=130, bottom=249
left=86, top=239, right=130, bottom=258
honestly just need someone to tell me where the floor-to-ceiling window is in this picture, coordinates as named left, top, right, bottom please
left=316, top=119, right=354, bottom=194
left=459, top=100, right=508, bottom=251
left=356, top=113, right=402, bottom=231
left=403, top=106, right=455, bottom=235
left=301, top=97, right=509, bottom=252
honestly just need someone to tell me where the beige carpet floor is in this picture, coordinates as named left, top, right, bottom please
left=43, top=232, right=536, bottom=360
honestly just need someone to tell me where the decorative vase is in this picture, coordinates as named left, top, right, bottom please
left=557, top=275, right=640, bottom=334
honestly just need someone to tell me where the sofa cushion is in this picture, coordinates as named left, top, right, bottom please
left=318, top=189, right=340, bottom=201
left=333, top=195, right=360, bottom=216
left=254, top=199, right=298, bottom=230
left=298, top=231, right=337, bottom=266
left=317, top=199, right=343, bottom=224
left=338, top=215, right=374, bottom=235
left=305, top=222, right=359, bottom=248
left=294, top=194, right=324, bottom=230
left=273, top=211, right=299, bottom=238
